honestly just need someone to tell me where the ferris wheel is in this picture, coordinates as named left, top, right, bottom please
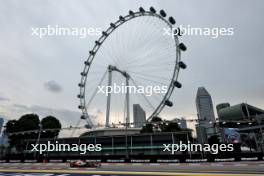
left=77, top=7, right=187, bottom=129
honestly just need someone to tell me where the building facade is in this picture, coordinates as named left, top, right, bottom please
left=133, top=104, right=146, bottom=128
left=195, top=87, right=216, bottom=127
left=0, top=117, right=3, bottom=136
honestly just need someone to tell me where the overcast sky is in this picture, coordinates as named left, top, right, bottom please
left=0, top=0, right=263, bottom=135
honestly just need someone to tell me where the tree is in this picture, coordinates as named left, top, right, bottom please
left=5, top=114, right=62, bottom=151
left=151, top=116, right=162, bottom=123
left=5, top=120, right=17, bottom=134
left=5, top=120, right=18, bottom=147
left=5, top=114, right=40, bottom=150
left=40, top=116, right=62, bottom=139
left=162, top=122, right=181, bottom=132
left=140, top=123, right=153, bottom=133
left=16, top=113, right=40, bottom=131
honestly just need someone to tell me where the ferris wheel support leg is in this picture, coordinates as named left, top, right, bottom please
left=125, top=76, right=130, bottom=127
left=105, top=67, right=113, bottom=128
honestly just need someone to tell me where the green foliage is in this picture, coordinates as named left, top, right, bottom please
left=5, top=120, right=18, bottom=147
left=162, top=122, right=181, bottom=132
left=151, top=116, right=162, bottom=123
left=140, top=123, right=153, bottom=133
left=5, top=113, right=62, bottom=150
left=141, top=117, right=187, bottom=134
left=17, top=113, right=40, bottom=131
left=41, top=116, right=62, bottom=138
left=5, top=120, right=17, bottom=133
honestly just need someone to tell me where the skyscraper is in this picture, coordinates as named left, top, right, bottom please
left=0, top=117, right=3, bottom=136
left=133, top=104, right=146, bottom=128
left=195, top=87, right=216, bottom=127
left=195, top=124, right=208, bottom=144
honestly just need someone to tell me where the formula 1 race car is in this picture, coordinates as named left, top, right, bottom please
left=69, top=160, right=101, bottom=168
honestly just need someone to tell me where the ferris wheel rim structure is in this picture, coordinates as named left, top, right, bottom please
left=77, top=7, right=187, bottom=129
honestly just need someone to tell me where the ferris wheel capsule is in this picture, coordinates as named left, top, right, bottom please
left=160, top=10, right=166, bottom=17
left=164, top=100, right=173, bottom=107
left=174, top=81, right=182, bottom=88
left=129, top=10, right=134, bottom=16
left=150, top=7, right=156, bottom=13
left=179, top=61, right=187, bottom=69
left=179, top=43, right=187, bottom=51
left=168, top=17, right=176, bottom=25
left=139, top=7, right=145, bottom=13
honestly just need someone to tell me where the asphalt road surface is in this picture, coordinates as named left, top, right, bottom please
left=1, top=161, right=264, bottom=175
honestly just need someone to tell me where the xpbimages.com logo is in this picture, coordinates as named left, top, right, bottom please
left=97, top=83, right=168, bottom=96
left=163, top=141, right=234, bottom=154
left=31, top=141, right=102, bottom=154
left=31, top=25, right=102, bottom=38
left=163, top=25, right=234, bottom=39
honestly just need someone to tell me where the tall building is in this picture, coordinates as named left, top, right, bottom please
left=133, top=104, right=146, bottom=128
left=195, top=124, right=208, bottom=144
left=0, top=117, right=3, bottom=136
left=195, top=87, right=216, bottom=127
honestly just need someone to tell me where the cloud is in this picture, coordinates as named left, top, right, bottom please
left=44, top=80, right=62, bottom=93
left=10, top=104, right=101, bottom=137
left=12, top=104, right=80, bottom=125
left=0, top=97, right=9, bottom=102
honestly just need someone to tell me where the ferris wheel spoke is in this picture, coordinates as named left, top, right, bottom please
left=133, top=17, right=151, bottom=50
left=102, top=44, right=120, bottom=66
left=130, top=78, right=155, bottom=111
left=136, top=17, right=161, bottom=48
left=123, top=24, right=159, bottom=66
left=130, top=74, right=169, bottom=89
left=130, top=64, right=174, bottom=72
left=129, top=61, right=174, bottom=73
left=86, top=70, right=108, bottom=109
left=129, top=70, right=171, bottom=82
left=101, top=34, right=126, bottom=66
left=108, top=40, right=122, bottom=66
left=124, top=62, right=175, bottom=75
left=131, top=77, right=167, bottom=102
left=133, top=86, right=164, bottom=106
left=136, top=46, right=176, bottom=65
left=128, top=70, right=171, bottom=82
left=138, top=26, right=169, bottom=53
left=122, top=46, right=157, bottom=67
left=124, top=45, right=176, bottom=69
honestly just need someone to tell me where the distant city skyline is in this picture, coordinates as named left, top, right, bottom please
left=0, top=0, right=264, bottom=133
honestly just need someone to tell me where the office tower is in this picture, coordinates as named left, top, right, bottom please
left=195, top=124, right=208, bottom=144
left=195, top=87, right=216, bottom=127
left=133, top=104, right=146, bottom=128
left=0, top=117, right=3, bottom=136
